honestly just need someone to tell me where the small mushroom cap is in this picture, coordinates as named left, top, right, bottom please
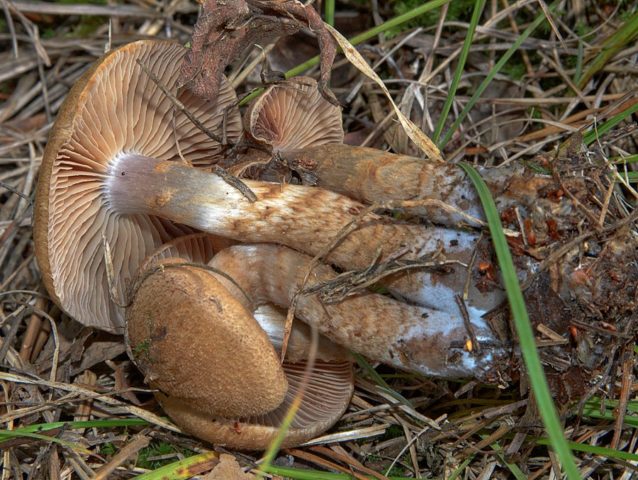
left=34, top=40, right=241, bottom=333
left=126, top=258, right=288, bottom=418
left=245, top=77, right=343, bottom=153
left=158, top=358, right=353, bottom=450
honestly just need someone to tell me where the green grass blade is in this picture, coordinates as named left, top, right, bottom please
left=583, top=99, right=638, bottom=145
left=263, top=465, right=408, bottom=480
left=440, top=3, right=556, bottom=149
left=347, top=0, right=450, bottom=46
left=616, top=171, right=638, bottom=183
left=578, top=11, right=638, bottom=89
left=3, top=418, right=149, bottom=434
left=325, top=0, right=335, bottom=27
left=446, top=456, right=474, bottom=480
left=0, top=429, right=91, bottom=454
left=489, top=440, right=527, bottom=479
left=240, top=0, right=450, bottom=105
left=613, top=154, right=638, bottom=164
left=289, top=0, right=449, bottom=78
left=353, top=353, right=414, bottom=407
left=432, top=0, right=486, bottom=144
left=538, top=438, right=638, bottom=463
left=459, top=162, right=580, bottom=479
left=256, top=386, right=305, bottom=477
left=0, top=419, right=150, bottom=454
left=134, top=452, right=219, bottom=480
left=581, top=397, right=638, bottom=427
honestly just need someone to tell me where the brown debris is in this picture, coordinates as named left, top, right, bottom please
left=203, top=454, right=254, bottom=480
left=180, top=0, right=336, bottom=103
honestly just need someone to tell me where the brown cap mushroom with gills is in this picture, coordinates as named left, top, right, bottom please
left=245, top=77, right=344, bottom=151
left=33, top=40, right=242, bottom=333
left=233, top=76, right=343, bottom=180
left=36, top=41, right=504, bottom=379
left=126, top=236, right=353, bottom=449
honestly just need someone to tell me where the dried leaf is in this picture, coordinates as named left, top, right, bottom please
left=181, top=0, right=336, bottom=103
left=203, top=454, right=254, bottom=479
left=325, top=24, right=443, bottom=162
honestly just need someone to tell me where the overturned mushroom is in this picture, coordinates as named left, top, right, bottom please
left=36, top=40, right=505, bottom=358
left=241, top=77, right=638, bottom=384
left=126, top=238, right=353, bottom=449
left=245, top=76, right=343, bottom=153
left=34, top=40, right=242, bottom=333
left=207, top=243, right=503, bottom=380
left=241, top=76, right=552, bottom=229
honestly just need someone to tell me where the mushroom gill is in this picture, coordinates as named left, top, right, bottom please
left=34, top=40, right=242, bottom=333
left=244, top=76, right=343, bottom=152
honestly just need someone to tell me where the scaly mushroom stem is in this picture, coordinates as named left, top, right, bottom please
left=207, top=244, right=507, bottom=381
left=283, top=144, right=553, bottom=228
left=108, top=153, right=503, bottom=317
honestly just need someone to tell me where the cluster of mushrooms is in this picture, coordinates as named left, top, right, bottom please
left=35, top=39, right=574, bottom=448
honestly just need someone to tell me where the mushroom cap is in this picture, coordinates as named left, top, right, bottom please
left=126, top=241, right=353, bottom=449
left=126, top=258, right=289, bottom=418
left=244, top=76, right=343, bottom=153
left=158, top=358, right=353, bottom=450
left=34, top=40, right=242, bottom=333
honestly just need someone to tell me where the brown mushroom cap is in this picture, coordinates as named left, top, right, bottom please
left=126, top=258, right=289, bottom=419
left=244, top=76, right=343, bottom=153
left=34, top=40, right=241, bottom=333
left=126, top=240, right=353, bottom=448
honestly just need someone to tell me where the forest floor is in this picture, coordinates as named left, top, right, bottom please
left=1, top=0, right=638, bottom=478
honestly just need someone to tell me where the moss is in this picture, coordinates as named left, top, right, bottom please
left=501, top=55, right=526, bottom=81
left=136, top=442, right=196, bottom=470
left=383, top=424, right=405, bottom=440
left=69, top=16, right=106, bottom=38
left=99, top=442, right=117, bottom=456
left=386, top=0, right=476, bottom=37
left=132, top=338, right=151, bottom=360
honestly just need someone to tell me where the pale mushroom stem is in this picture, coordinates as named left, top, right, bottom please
left=282, top=144, right=553, bottom=228
left=108, top=153, right=501, bottom=316
left=207, top=244, right=506, bottom=381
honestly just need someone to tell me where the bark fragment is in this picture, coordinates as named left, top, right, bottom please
left=180, top=0, right=336, bottom=103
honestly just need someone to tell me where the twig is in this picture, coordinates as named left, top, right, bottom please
left=135, top=59, right=224, bottom=145
left=93, top=435, right=150, bottom=480
left=212, top=165, right=257, bottom=203
left=455, top=294, right=480, bottom=354
left=11, top=0, right=160, bottom=18
left=302, top=257, right=464, bottom=304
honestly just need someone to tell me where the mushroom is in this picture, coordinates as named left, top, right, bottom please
left=34, top=40, right=242, bottom=333
left=244, top=76, right=343, bottom=154
left=231, top=76, right=343, bottom=181
left=242, top=76, right=553, bottom=230
left=206, top=243, right=502, bottom=380
left=236, top=77, right=511, bottom=320
left=35, top=40, right=503, bottom=338
left=126, top=237, right=353, bottom=449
